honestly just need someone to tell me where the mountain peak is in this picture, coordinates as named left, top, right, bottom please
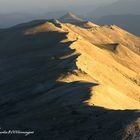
left=59, top=12, right=83, bottom=23
left=65, top=12, right=74, bottom=16
left=65, top=12, right=79, bottom=18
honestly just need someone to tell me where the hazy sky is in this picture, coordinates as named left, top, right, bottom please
left=0, top=0, right=117, bottom=14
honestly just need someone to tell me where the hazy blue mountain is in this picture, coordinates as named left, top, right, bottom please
left=0, top=11, right=67, bottom=28
left=96, top=14, right=140, bottom=36
left=0, top=0, right=117, bottom=28
left=89, top=0, right=140, bottom=18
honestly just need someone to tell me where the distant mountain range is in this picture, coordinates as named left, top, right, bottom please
left=96, top=14, right=140, bottom=36
left=0, top=0, right=140, bottom=36
left=0, top=11, right=67, bottom=28
left=90, top=0, right=140, bottom=18
left=0, top=0, right=135, bottom=28
left=87, top=0, right=140, bottom=36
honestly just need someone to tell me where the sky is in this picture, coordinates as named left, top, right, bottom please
left=0, top=0, right=117, bottom=14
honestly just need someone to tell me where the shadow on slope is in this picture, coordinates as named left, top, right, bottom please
left=0, top=23, right=139, bottom=140
left=0, top=80, right=139, bottom=140
left=95, top=43, right=119, bottom=52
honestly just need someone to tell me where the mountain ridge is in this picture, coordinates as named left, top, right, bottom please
left=2, top=19, right=140, bottom=109
left=0, top=18, right=140, bottom=139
